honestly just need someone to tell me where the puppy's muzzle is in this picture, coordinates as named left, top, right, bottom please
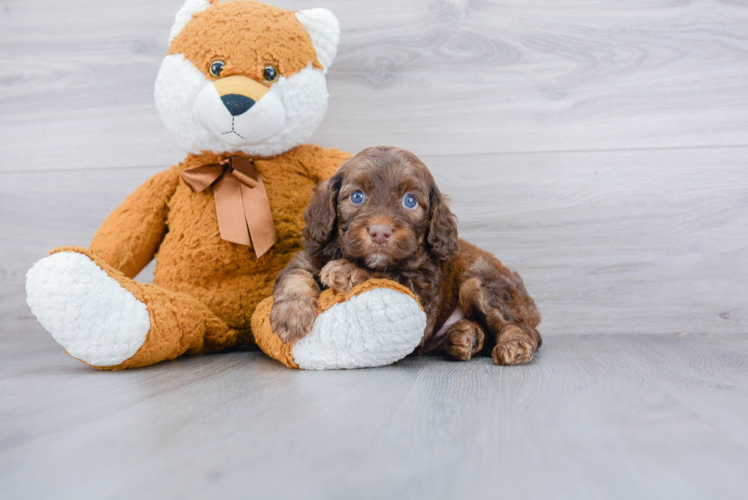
left=214, top=76, right=270, bottom=117
left=368, top=224, right=393, bottom=245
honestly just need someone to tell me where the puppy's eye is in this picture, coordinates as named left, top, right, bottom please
left=350, top=190, right=366, bottom=205
left=402, top=194, right=418, bottom=210
left=263, top=65, right=279, bottom=83
left=209, top=59, right=225, bottom=78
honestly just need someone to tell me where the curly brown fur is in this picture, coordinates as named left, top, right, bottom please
left=271, top=146, right=542, bottom=364
left=270, top=252, right=320, bottom=343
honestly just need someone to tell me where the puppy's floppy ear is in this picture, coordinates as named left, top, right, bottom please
left=302, top=173, right=342, bottom=247
left=427, top=186, right=459, bottom=260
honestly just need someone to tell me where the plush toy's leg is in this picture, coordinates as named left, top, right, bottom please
left=26, top=247, right=241, bottom=370
left=252, top=279, right=427, bottom=370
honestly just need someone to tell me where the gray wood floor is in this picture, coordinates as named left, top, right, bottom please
left=1, top=332, right=747, bottom=500
left=2, top=0, right=748, bottom=498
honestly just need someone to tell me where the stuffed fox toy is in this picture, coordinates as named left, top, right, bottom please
left=26, top=0, right=425, bottom=370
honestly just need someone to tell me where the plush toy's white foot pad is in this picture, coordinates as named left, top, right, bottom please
left=26, top=252, right=150, bottom=367
left=292, top=288, right=427, bottom=370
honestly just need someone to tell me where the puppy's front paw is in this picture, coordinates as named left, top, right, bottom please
left=270, top=297, right=318, bottom=344
left=445, top=320, right=485, bottom=361
left=320, top=259, right=371, bottom=293
left=492, top=326, right=536, bottom=365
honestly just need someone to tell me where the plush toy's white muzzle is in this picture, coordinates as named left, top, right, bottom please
left=155, top=55, right=331, bottom=157
left=192, top=78, right=286, bottom=147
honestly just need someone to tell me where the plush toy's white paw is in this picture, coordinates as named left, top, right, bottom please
left=25, top=252, right=150, bottom=367
left=292, top=288, right=427, bottom=370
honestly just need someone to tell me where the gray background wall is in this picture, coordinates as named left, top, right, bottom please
left=2, top=0, right=747, bottom=337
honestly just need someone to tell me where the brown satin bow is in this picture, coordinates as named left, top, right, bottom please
left=181, top=156, right=277, bottom=258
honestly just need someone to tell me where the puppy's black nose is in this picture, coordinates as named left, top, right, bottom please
left=369, top=225, right=393, bottom=245
left=221, top=94, right=255, bottom=116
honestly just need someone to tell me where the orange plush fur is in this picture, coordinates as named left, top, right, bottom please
left=169, top=1, right=324, bottom=80
left=86, top=147, right=348, bottom=370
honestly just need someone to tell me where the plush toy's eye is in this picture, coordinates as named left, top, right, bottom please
left=263, top=65, right=279, bottom=83
left=209, top=59, right=225, bottom=78
left=402, top=194, right=418, bottom=210
left=350, top=190, right=365, bottom=205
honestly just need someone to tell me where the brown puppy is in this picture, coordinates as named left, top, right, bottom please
left=270, top=146, right=542, bottom=365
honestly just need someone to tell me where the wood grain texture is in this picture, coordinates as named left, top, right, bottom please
left=3, top=146, right=746, bottom=336
left=2, top=0, right=748, bottom=172
left=1, top=333, right=747, bottom=499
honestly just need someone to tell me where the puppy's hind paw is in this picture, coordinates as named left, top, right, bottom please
left=492, top=326, right=536, bottom=365
left=445, top=320, right=485, bottom=361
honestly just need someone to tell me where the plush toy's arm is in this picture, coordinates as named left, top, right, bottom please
left=299, top=145, right=351, bottom=183
left=90, top=167, right=181, bottom=279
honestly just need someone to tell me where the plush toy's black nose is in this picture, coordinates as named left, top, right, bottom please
left=221, top=94, right=255, bottom=116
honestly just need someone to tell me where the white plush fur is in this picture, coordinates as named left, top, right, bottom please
left=155, top=55, right=330, bottom=157
left=295, top=9, right=340, bottom=74
left=25, top=252, right=150, bottom=367
left=169, top=0, right=212, bottom=44
left=292, top=289, right=427, bottom=370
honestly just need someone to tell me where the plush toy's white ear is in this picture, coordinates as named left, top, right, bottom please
left=295, top=8, right=340, bottom=73
left=169, top=0, right=213, bottom=44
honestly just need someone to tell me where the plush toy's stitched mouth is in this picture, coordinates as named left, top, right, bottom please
left=220, top=117, right=246, bottom=140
